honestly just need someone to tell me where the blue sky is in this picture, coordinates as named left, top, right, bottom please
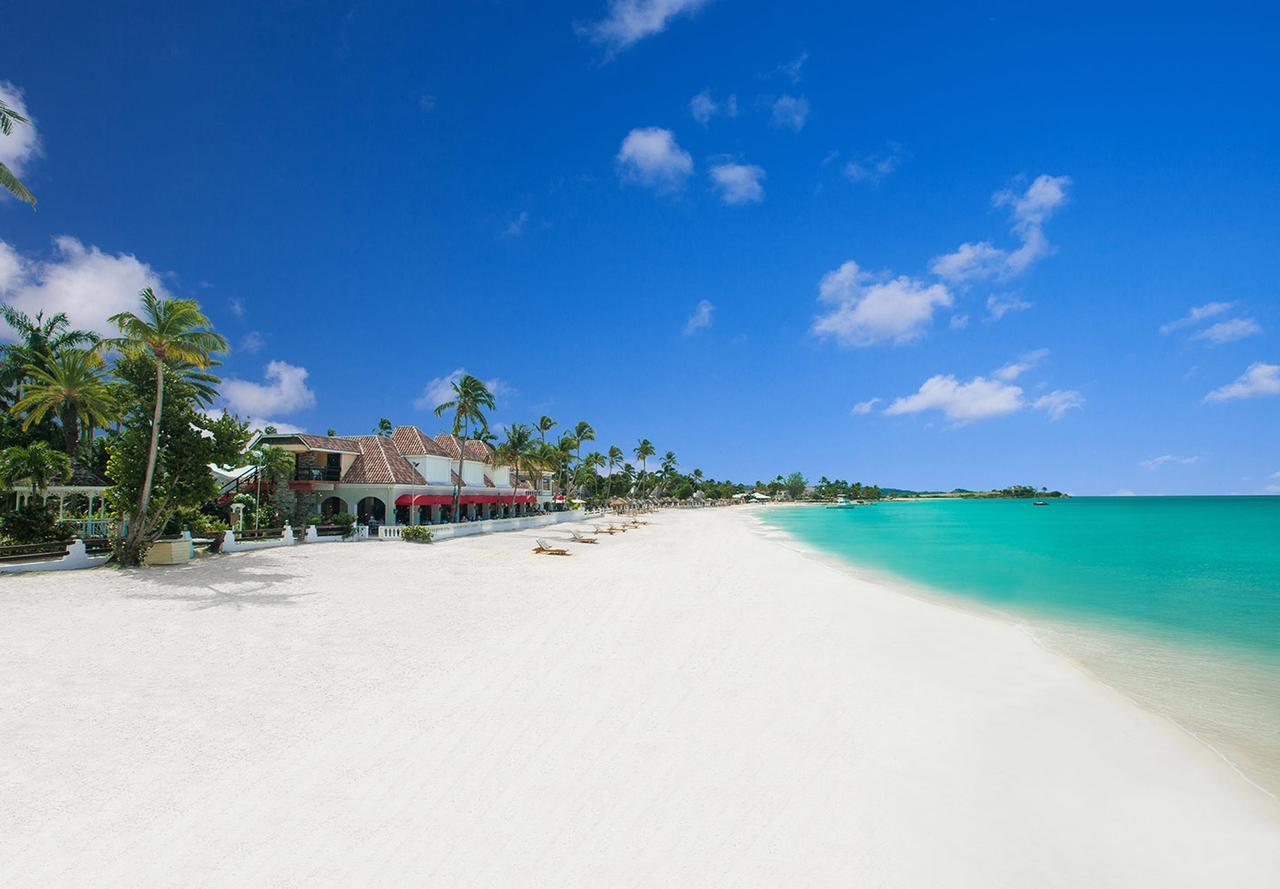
left=2, top=1, right=1277, bottom=494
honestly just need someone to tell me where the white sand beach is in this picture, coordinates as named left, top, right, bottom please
left=1, top=507, right=1277, bottom=888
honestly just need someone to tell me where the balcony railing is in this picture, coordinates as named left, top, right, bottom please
left=294, top=467, right=341, bottom=482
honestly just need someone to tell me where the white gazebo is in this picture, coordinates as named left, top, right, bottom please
left=13, top=465, right=112, bottom=537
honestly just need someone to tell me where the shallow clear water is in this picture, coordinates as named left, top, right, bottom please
left=760, top=497, right=1280, bottom=796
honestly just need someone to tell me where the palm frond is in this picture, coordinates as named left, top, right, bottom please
left=0, top=162, right=36, bottom=208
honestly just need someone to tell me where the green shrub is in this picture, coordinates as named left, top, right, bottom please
left=0, top=504, right=76, bottom=544
left=401, top=525, right=433, bottom=543
left=325, top=511, right=357, bottom=538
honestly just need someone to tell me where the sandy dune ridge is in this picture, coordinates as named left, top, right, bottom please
left=1, top=508, right=1277, bottom=887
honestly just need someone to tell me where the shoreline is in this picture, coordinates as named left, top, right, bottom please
left=2, top=507, right=1277, bottom=886
left=747, top=506, right=1280, bottom=804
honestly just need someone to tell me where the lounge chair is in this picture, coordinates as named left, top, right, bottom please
left=592, top=525, right=615, bottom=535
left=533, top=538, right=570, bottom=556
left=569, top=530, right=598, bottom=544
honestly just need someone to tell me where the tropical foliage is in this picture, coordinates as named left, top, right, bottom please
left=0, top=98, right=36, bottom=208
left=433, top=374, right=496, bottom=516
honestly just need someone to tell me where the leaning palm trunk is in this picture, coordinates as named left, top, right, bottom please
left=125, top=360, right=165, bottom=554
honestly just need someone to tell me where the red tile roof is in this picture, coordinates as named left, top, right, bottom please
left=341, top=436, right=426, bottom=485
left=391, top=426, right=451, bottom=458
left=433, top=434, right=495, bottom=463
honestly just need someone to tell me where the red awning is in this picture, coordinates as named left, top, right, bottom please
left=396, top=493, right=531, bottom=507
left=395, top=494, right=456, bottom=507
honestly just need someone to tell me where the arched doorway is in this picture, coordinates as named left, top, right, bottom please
left=320, top=496, right=347, bottom=518
left=357, top=496, right=385, bottom=524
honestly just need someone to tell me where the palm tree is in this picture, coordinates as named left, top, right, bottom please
left=10, top=348, right=116, bottom=456
left=0, top=307, right=98, bottom=403
left=606, top=445, right=623, bottom=499
left=374, top=417, right=393, bottom=436
left=555, top=431, right=578, bottom=497
left=573, top=420, right=595, bottom=479
left=634, top=438, right=655, bottom=494
left=0, top=441, right=72, bottom=496
left=582, top=451, right=606, bottom=501
left=493, top=423, right=536, bottom=513
left=101, top=288, right=228, bottom=544
left=537, top=415, right=557, bottom=443
left=433, top=374, right=495, bottom=517
left=0, top=99, right=36, bottom=208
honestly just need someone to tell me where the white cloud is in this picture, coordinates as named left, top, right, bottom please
left=1203, top=362, right=1280, bottom=403
left=949, top=313, right=970, bottom=330
left=775, top=51, right=808, bottom=83
left=994, top=348, right=1050, bottom=381
left=683, top=299, right=714, bottom=334
left=884, top=354, right=1082, bottom=424
left=578, top=0, right=711, bottom=53
left=1140, top=454, right=1199, bottom=471
left=0, top=236, right=164, bottom=338
left=223, top=361, right=316, bottom=418
left=885, top=374, right=1024, bottom=424
left=239, top=331, right=265, bottom=354
left=770, top=95, right=809, bottom=131
left=812, top=260, right=952, bottom=348
left=1160, top=301, right=1234, bottom=334
left=930, top=174, right=1071, bottom=284
left=414, top=367, right=508, bottom=411
left=1191, top=317, right=1261, bottom=345
left=616, top=127, right=693, bottom=192
left=844, top=144, right=905, bottom=185
left=986, top=293, right=1033, bottom=321
left=930, top=242, right=1005, bottom=283
left=689, top=89, right=737, bottom=125
left=0, top=81, right=40, bottom=180
left=1033, top=389, right=1084, bottom=420
left=851, top=397, right=880, bottom=415
left=709, top=162, right=765, bottom=205
left=505, top=210, right=529, bottom=237
left=228, top=296, right=245, bottom=318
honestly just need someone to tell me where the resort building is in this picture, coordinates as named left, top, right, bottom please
left=253, top=426, right=545, bottom=526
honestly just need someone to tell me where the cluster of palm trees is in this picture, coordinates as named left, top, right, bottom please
left=0, top=290, right=227, bottom=557
left=425, top=374, right=682, bottom=513
left=0, top=307, right=116, bottom=488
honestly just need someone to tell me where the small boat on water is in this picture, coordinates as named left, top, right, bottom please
left=827, top=495, right=858, bottom=510
left=1032, top=499, right=1049, bottom=506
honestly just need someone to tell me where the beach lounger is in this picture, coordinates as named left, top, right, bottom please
left=592, top=525, right=615, bottom=535
left=533, top=538, right=570, bottom=555
left=569, top=530, right=598, bottom=544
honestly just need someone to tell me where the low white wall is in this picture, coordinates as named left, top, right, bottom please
left=384, top=510, right=601, bottom=542
left=303, top=525, right=356, bottom=543
left=222, top=525, right=296, bottom=553
left=0, top=539, right=110, bottom=574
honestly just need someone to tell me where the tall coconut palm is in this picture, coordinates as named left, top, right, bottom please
left=606, top=445, right=623, bottom=499
left=555, top=431, right=578, bottom=497
left=537, top=415, right=557, bottom=443
left=634, top=438, right=655, bottom=494
left=10, top=348, right=116, bottom=456
left=493, top=422, right=536, bottom=513
left=101, top=288, right=228, bottom=542
left=582, top=451, right=606, bottom=501
left=433, top=374, right=495, bottom=516
left=0, top=307, right=98, bottom=403
left=573, top=421, right=595, bottom=479
left=0, top=99, right=36, bottom=208
left=0, top=441, right=71, bottom=496
left=374, top=417, right=393, bottom=436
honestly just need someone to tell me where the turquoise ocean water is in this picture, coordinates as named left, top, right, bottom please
left=760, top=497, right=1280, bottom=796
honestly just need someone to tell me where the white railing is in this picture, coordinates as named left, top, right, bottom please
left=65, top=519, right=111, bottom=538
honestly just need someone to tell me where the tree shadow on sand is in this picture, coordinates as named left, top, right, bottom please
left=122, top=558, right=314, bottom=611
